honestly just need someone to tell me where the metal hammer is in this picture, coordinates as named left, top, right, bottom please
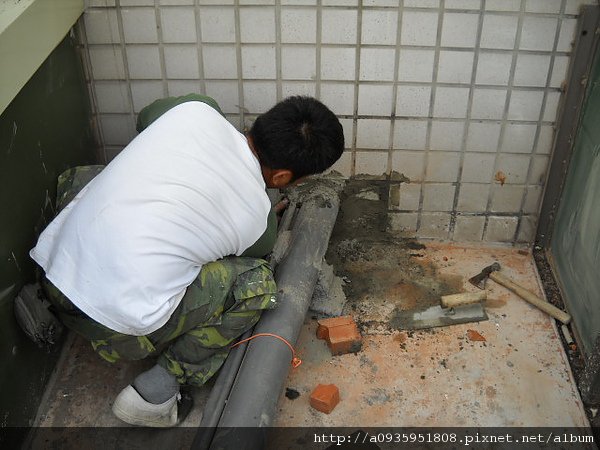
left=469, top=262, right=571, bottom=324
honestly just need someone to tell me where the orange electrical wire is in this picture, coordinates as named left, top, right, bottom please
left=230, top=333, right=302, bottom=368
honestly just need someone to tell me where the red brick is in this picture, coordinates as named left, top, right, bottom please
left=310, top=384, right=340, bottom=414
left=316, top=315, right=362, bottom=355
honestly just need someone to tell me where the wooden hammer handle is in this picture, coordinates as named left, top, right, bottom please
left=441, top=291, right=487, bottom=308
left=489, top=271, right=571, bottom=324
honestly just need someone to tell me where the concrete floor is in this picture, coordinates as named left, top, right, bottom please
left=274, top=243, right=588, bottom=428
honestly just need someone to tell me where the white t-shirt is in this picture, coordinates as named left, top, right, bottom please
left=30, top=102, right=271, bottom=336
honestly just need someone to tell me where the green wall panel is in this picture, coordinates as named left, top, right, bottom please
left=551, top=49, right=600, bottom=355
left=0, top=33, right=96, bottom=440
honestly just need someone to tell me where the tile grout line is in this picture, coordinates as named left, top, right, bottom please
left=275, top=0, right=282, bottom=103
left=154, top=0, right=169, bottom=99
left=416, top=0, right=445, bottom=235
left=482, top=0, right=526, bottom=243
left=350, top=0, right=363, bottom=176
left=114, top=0, right=137, bottom=144
left=315, top=0, right=323, bottom=100
left=387, top=0, right=405, bottom=179
left=449, top=0, right=485, bottom=241
left=513, top=0, right=566, bottom=244
left=194, top=0, right=207, bottom=96
left=233, top=0, right=245, bottom=131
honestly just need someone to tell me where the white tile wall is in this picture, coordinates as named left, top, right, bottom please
left=81, top=0, right=583, bottom=244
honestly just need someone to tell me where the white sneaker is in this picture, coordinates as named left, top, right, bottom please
left=112, top=385, right=183, bottom=427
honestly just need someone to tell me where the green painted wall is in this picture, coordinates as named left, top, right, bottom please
left=552, top=48, right=600, bottom=355
left=0, top=33, right=96, bottom=440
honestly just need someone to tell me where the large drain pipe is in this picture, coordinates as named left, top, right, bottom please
left=192, top=182, right=341, bottom=450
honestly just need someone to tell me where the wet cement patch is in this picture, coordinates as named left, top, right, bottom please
left=325, top=180, right=464, bottom=332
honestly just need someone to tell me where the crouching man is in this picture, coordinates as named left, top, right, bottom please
left=29, top=95, right=344, bottom=427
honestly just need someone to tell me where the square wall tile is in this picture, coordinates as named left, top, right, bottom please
left=485, top=216, right=518, bottom=242
left=161, top=8, right=196, bottom=43
left=121, top=0, right=154, bottom=4
left=392, top=151, right=425, bottom=182
left=104, top=146, right=124, bottom=163
left=430, top=121, right=464, bottom=151
left=426, top=152, right=461, bottom=182
left=338, top=118, right=353, bottom=149
left=94, top=81, right=130, bottom=113
left=322, top=0, right=357, bottom=4
left=357, top=119, right=391, bottom=149
left=457, top=183, right=489, bottom=211
left=363, top=0, right=398, bottom=5
left=419, top=213, right=451, bottom=239
left=281, top=46, right=316, bottom=80
left=536, top=125, right=555, bottom=154
left=243, top=81, right=277, bottom=113
left=87, top=0, right=117, bottom=6
left=240, top=7, right=276, bottom=43
left=514, top=55, right=552, bottom=87
left=422, top=183, right=456, bottom=211
left=404, top=0, right=439, bottom=6
left=358, top=85, right=394, bottom=116
left=239, top=0, right=274, bottom=3
left=393, top=120, right=428, bottom=150
left=321, top=9, right=357, bottom=44
left=203, top=45, right=237, bottom=79
left=453, top=215, right=485, bottom=241
left=433, top=87, right=469, bottom=118
left=167, top=80, right=200, bottom=96
left=471, top=89, right=507, bottom=119
left=89, top=46, right=126, bottom=79
left=99, top=114, right=136, bottom=146
left=466, top=121, right=501, bottom=152
left=164, top=46, right=199, bottom=79
left=396, top=183, right=421, bottom=211
left=520, top=17, right=558, bottom=51
left=529, top=155, right=550, bottom=184
left=525, top=0, right=562, bottom=13
left=388, top=212, right=419, bottom=233
left=321, top=47, right=356, bottom=81
left=121, top=8, right=158, bottom=43
left=396, top=86, right=431, bottom=117
left=441, top=13, right=479, bottom=48
left=398, top=49, right=435, bottom=82
left=507, top=90, right=544, bottom=121
left=160, top=0, right=195, bottom=4
left=476, top=52, right=512, bottom=85
left=497, top=153, right=530, bottom=183
left=130, top=80, right=164, bottom=113
left=485, top=0, right=520, bottom=11
left=480, top=15, right=518, bottom=50
left=400, top=11, right=438, bottom=47
left=446, top=0, right=481, bottom=8
left=517, top=215, right=537, bottom=244
left=550, top=56, right=569, bottom=88
left=126, top=46, right=162, bottom=79
left=361, top=9, right=398, bottom=45
left=355, top=151, right=389, bottom=176
left=523, top=185, right=543, bottom=214
left=359, top=48, right=396, bottom=81
left=327, top=151, right=352, bottom=177
left=320, top=83, right=355, bottom=116
left=281, top=8, right=317, bottom=43
left=437, top=51, right=474, bottom=84
left=544, top=91, right=562, bottom=122
left=461, top=153, right=495, bottom=182
left=490, top=184, right=525, bottom=212
left=501, top=123, right=537, bottom=153
left=557, top=19, right=578, bottom=52
left=241, top=46, right=276, bottom=79
left=565, top=0, right=593, bottom=15
left=199, top=7, right=236, bottom=43
left=205, top=81, right=239, bottom=114
left=84, top=9, right=120, bottom=44
left=281, top=81, right=316, bottom=97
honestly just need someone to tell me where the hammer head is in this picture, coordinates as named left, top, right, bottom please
left=469, top=262, right=501, bottom=289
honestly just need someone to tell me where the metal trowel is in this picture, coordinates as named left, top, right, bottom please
left=392, top=291, right=488, bottom=331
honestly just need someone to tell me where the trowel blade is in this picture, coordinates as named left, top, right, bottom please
left=391, top=303, right=488, bottom=331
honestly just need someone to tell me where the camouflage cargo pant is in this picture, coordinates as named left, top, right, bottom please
left=44, top=166, right=278, bottom=386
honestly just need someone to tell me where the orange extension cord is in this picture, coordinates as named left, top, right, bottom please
left=230, top=333, right=302, bottom=368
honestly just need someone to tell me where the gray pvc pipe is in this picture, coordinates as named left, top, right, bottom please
left=207, top=185, right=341, bottom=450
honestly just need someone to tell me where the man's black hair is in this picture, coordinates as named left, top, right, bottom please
left=249, top=96, right=344, bottom=179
